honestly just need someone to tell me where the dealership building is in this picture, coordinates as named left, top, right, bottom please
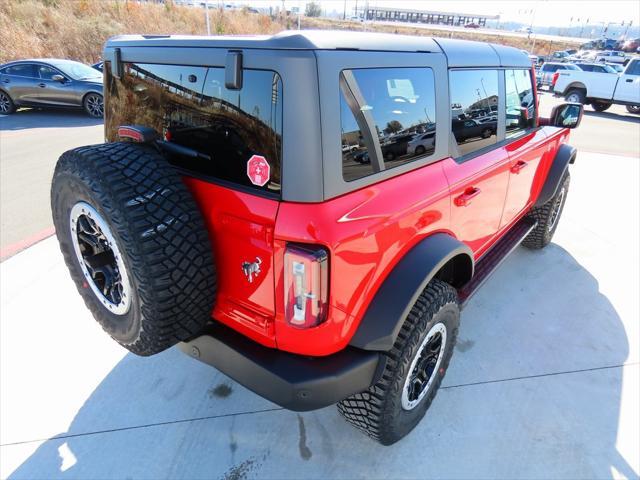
left=364, top=6, right=499, bottom=27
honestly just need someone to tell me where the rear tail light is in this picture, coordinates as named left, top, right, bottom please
left=284, top=244, right=329, bottom=329
left=552, top=72, right=560, bottom=87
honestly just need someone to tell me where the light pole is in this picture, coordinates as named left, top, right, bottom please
left=204, top=0, right=210, bottom=35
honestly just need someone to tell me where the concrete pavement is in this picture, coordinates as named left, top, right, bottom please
left=1, top=151, right=638, bottom=479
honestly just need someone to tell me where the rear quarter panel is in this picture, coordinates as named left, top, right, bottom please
left=274, top=161, right=451, bottom=356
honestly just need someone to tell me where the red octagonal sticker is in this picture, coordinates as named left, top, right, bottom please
left=247, top=155, right=270, bottom=187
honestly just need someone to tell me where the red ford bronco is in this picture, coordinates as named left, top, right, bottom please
left=51, top=31, right=583, bottom=445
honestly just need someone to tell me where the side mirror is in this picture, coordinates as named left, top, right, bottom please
left=51, top=74, right=65, bottom=82
left=541, top=102, right=584, bottom=129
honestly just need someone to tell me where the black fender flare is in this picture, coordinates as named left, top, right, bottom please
left=349, top=233, right=474, bottom=352
left=535, top=143, right=576, bottom=207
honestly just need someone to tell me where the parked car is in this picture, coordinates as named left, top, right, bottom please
left=50, top=31, right=583, bottom=446
left=536, top=62, right=581, bottom=89
left=606, top=63, right=625, bottom=73
left=595, top=50, right=628, bottom=64
left=406, top=131, right=435, bottom=155
left=574, top=63, right=618, bottom=74
left=464, top=22, right=480, bottom=29
left=0, top=59, right=103, bottom=117
left=551, top=50, right=571, bottom=62
left=554, top=58, right=640, bottom=112
left=452, top=118, right=496, bottom=141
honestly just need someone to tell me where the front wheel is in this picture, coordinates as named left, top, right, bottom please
left=626, top=105, right=640, bottom=114
left=338, top=279, right=459, bottom=445
left=522, top=172, right=570, bottom=250
left=83, top=92, right=103, bottom=118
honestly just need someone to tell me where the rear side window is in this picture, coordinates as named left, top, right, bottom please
left=5, top=64, right=37, bottom=77
left=505, top=69, right=536, bottom=137
left=340, top=67, right=436, bottom=182
left=105, top=62, right=283, bottom=194
left=449, top=69, right=499, bottom=158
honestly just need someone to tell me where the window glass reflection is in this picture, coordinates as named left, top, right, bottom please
left=505, top=69, right=536, bottom=136
left=449, top=70, right=499, bottom=158
left=340, top=67, right=436, bottom=182
left=105, top=63, right=282, bottom=193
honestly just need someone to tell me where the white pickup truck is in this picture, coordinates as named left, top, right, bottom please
left=553, top=58, right=640, bottom=113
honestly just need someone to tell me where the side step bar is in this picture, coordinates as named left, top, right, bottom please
left=458, top=218, right=537, bottom=307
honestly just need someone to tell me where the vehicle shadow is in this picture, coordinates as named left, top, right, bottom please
left=7, top=245, right=637, bottom=479
left=0, top=109, right=103, bottom=131
left=583, top=109, right=640, bottom=124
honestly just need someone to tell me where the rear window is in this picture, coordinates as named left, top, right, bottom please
left=339, top=67, right=436, bottom=182
left=105, top=62, right=283, bottom=194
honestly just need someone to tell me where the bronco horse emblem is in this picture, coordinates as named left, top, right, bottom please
left=241, top=257, right=262, bottom=283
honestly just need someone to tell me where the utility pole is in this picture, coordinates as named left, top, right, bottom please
left=205, top=0, right=210, bottom=35
left=343, top=0, right=346, bottom=20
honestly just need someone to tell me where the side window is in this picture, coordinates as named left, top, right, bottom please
left=626, top=60, right=640, bottom=76
left=37, top=65, right=61, bottom=80
left=5, top=64, right=37, bottom=77
left=449, top=69, right=499, bottom=158
left=505, top=69, right=536, bottom=137
left=340, top=67, right=436, bottom=182
left=105, top=63, right=283, bottom=193
left=580, top=65, right=594, bottom=72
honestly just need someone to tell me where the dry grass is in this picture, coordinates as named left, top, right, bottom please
left=0, top=0, right=578, bottom=64
left=0, top=0, right=282, bottom=64
left=300, top=16, right=580, bottom=56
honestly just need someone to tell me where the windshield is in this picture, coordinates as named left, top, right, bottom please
left=55, top=61, right=102, bottom=80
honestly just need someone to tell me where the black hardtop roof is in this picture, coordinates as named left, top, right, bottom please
left=105, top=30, right=531, bottom=68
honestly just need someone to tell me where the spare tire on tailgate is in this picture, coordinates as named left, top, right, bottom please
left=51, top=142, right=216, bottom=356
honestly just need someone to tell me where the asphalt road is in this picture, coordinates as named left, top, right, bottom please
left=0, top=110, right=103, bottom=258
left=0, top=99, right=639, bottom=259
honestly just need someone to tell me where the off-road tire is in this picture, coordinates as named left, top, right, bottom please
left=0, top=90, right=15, bottom=114
left=338, top=279, right=459, bottom=445
left=592, top=101, right=612, bottom=112
left=51, top=142, right=216, bottom=356
left=565, top=89, right=586, bottom=104
left=522, top=172, right=570, bottom=250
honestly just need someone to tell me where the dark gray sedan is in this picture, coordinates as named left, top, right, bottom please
left=0, top=59, right=103, bottom=117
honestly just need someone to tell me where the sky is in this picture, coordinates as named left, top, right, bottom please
left=257, top=0, right=640, bottom=28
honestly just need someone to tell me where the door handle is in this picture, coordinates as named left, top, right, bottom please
left=454, top=187, right=481, bottom=207
left=626, top=78, right=633, bottom=83
left=511, top=160, right=528, bottom=174
left=38, top=83, right=46, bottom=88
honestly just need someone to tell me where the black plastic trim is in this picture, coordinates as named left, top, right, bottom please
left=350, top=233, right=474, bottom=351
left=179, top=322, right=381, bottom=411
left=535, top=143, right=576, bottom=207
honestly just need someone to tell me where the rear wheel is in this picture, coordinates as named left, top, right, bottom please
left=522, top=172, right=570, bottom=250
left=338, top=279, right=459, bottom=445
left=51, top=142, right=216, bottom=356
left=565, top=89, right=585, bottom=104
left=626, top=105, right=640, bottom=114
left=0, top=90, right=15, bottom=114
left=481, top=128, right=492, bottom=138
left=414, top=145, right=426, bottom=155
left=592, top=101, right=612, bottom=112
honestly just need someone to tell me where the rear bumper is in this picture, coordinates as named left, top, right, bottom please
left=179, top=323, right=382, bottom=411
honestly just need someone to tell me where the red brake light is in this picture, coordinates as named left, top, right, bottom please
left=552, top=72, right=560, bottom=86
left=284, top=244, right=329, bottom=329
